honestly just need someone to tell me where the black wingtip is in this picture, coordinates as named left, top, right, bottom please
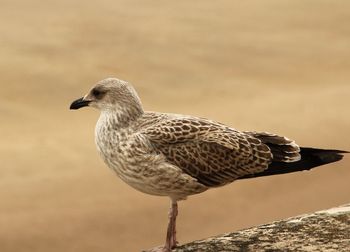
left=239, top=147, right=348, bottom=180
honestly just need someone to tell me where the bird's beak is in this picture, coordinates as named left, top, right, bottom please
left=70, top=97, right=91, bottom=110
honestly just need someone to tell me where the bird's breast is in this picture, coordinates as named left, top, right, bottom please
left=94, top=117, right=207, bottom=198
left=95, top=122, right=155, bottom=178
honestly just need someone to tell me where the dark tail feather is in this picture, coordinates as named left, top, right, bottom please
left=240, top=147, right=348, bottom=179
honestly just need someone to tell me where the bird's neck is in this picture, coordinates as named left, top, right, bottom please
left=99, top=105, right=144, bottom=129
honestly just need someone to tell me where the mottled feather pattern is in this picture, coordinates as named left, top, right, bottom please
left=244, top=131, right=301, bottom=162
left=138, top=114, right=273, bottom=187
left=141, top=117, right=242, bottom=149
left=95, top=111, right=207, bottom=199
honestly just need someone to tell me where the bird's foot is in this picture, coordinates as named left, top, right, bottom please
left=169, top=238, right=178, bottom=250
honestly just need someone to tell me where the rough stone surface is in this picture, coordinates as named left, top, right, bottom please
left=172, top=204, right=350, bottom=252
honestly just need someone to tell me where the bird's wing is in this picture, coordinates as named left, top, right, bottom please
left=243, top=131, right=301, bottom=162
left=140, top=117, right=273, bottom=187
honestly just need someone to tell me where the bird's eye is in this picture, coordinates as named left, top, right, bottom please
left=92, top=88, right=105, bottom=98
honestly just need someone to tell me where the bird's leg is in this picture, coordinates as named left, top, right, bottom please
left=165, top=200, right=178, bottom=251
left=144, top=200, right=179, bottom=252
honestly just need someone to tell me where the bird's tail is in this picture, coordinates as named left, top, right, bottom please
left=240, top=147, right=348, bottom=179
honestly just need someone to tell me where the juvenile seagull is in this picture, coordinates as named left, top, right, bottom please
left=70, top=78, right=348, bottom=252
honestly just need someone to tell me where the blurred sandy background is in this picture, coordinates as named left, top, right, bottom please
left=1, top=0, right=349, bottom=251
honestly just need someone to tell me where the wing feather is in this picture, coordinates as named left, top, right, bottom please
left=244, top=131, right=301, bottom=162
left=141, top=117, right=273, bottom=187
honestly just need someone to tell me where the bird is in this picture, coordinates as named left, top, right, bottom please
left=70, top=78, right=348, bottom=252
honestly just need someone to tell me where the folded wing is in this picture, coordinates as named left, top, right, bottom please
left=141, top=118, right=273, bottom=187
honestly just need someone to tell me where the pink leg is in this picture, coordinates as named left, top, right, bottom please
left=165, top=200, right=178, bottom=251
left=144, top=200, right=179, bottom=252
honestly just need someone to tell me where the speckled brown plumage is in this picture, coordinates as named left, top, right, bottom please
left=139, top=116, right=274, bottom=187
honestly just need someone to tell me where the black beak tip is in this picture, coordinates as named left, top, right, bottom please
left=70, top=97, right=90, bottom=110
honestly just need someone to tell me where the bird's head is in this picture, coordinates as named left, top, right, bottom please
left=70, top=78, right=143, bottom=114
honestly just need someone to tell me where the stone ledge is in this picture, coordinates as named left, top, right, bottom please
left=173, top=204, right=350, bottom=252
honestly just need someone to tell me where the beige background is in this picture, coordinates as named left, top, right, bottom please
left=1, top=1, right=349, bottom=251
